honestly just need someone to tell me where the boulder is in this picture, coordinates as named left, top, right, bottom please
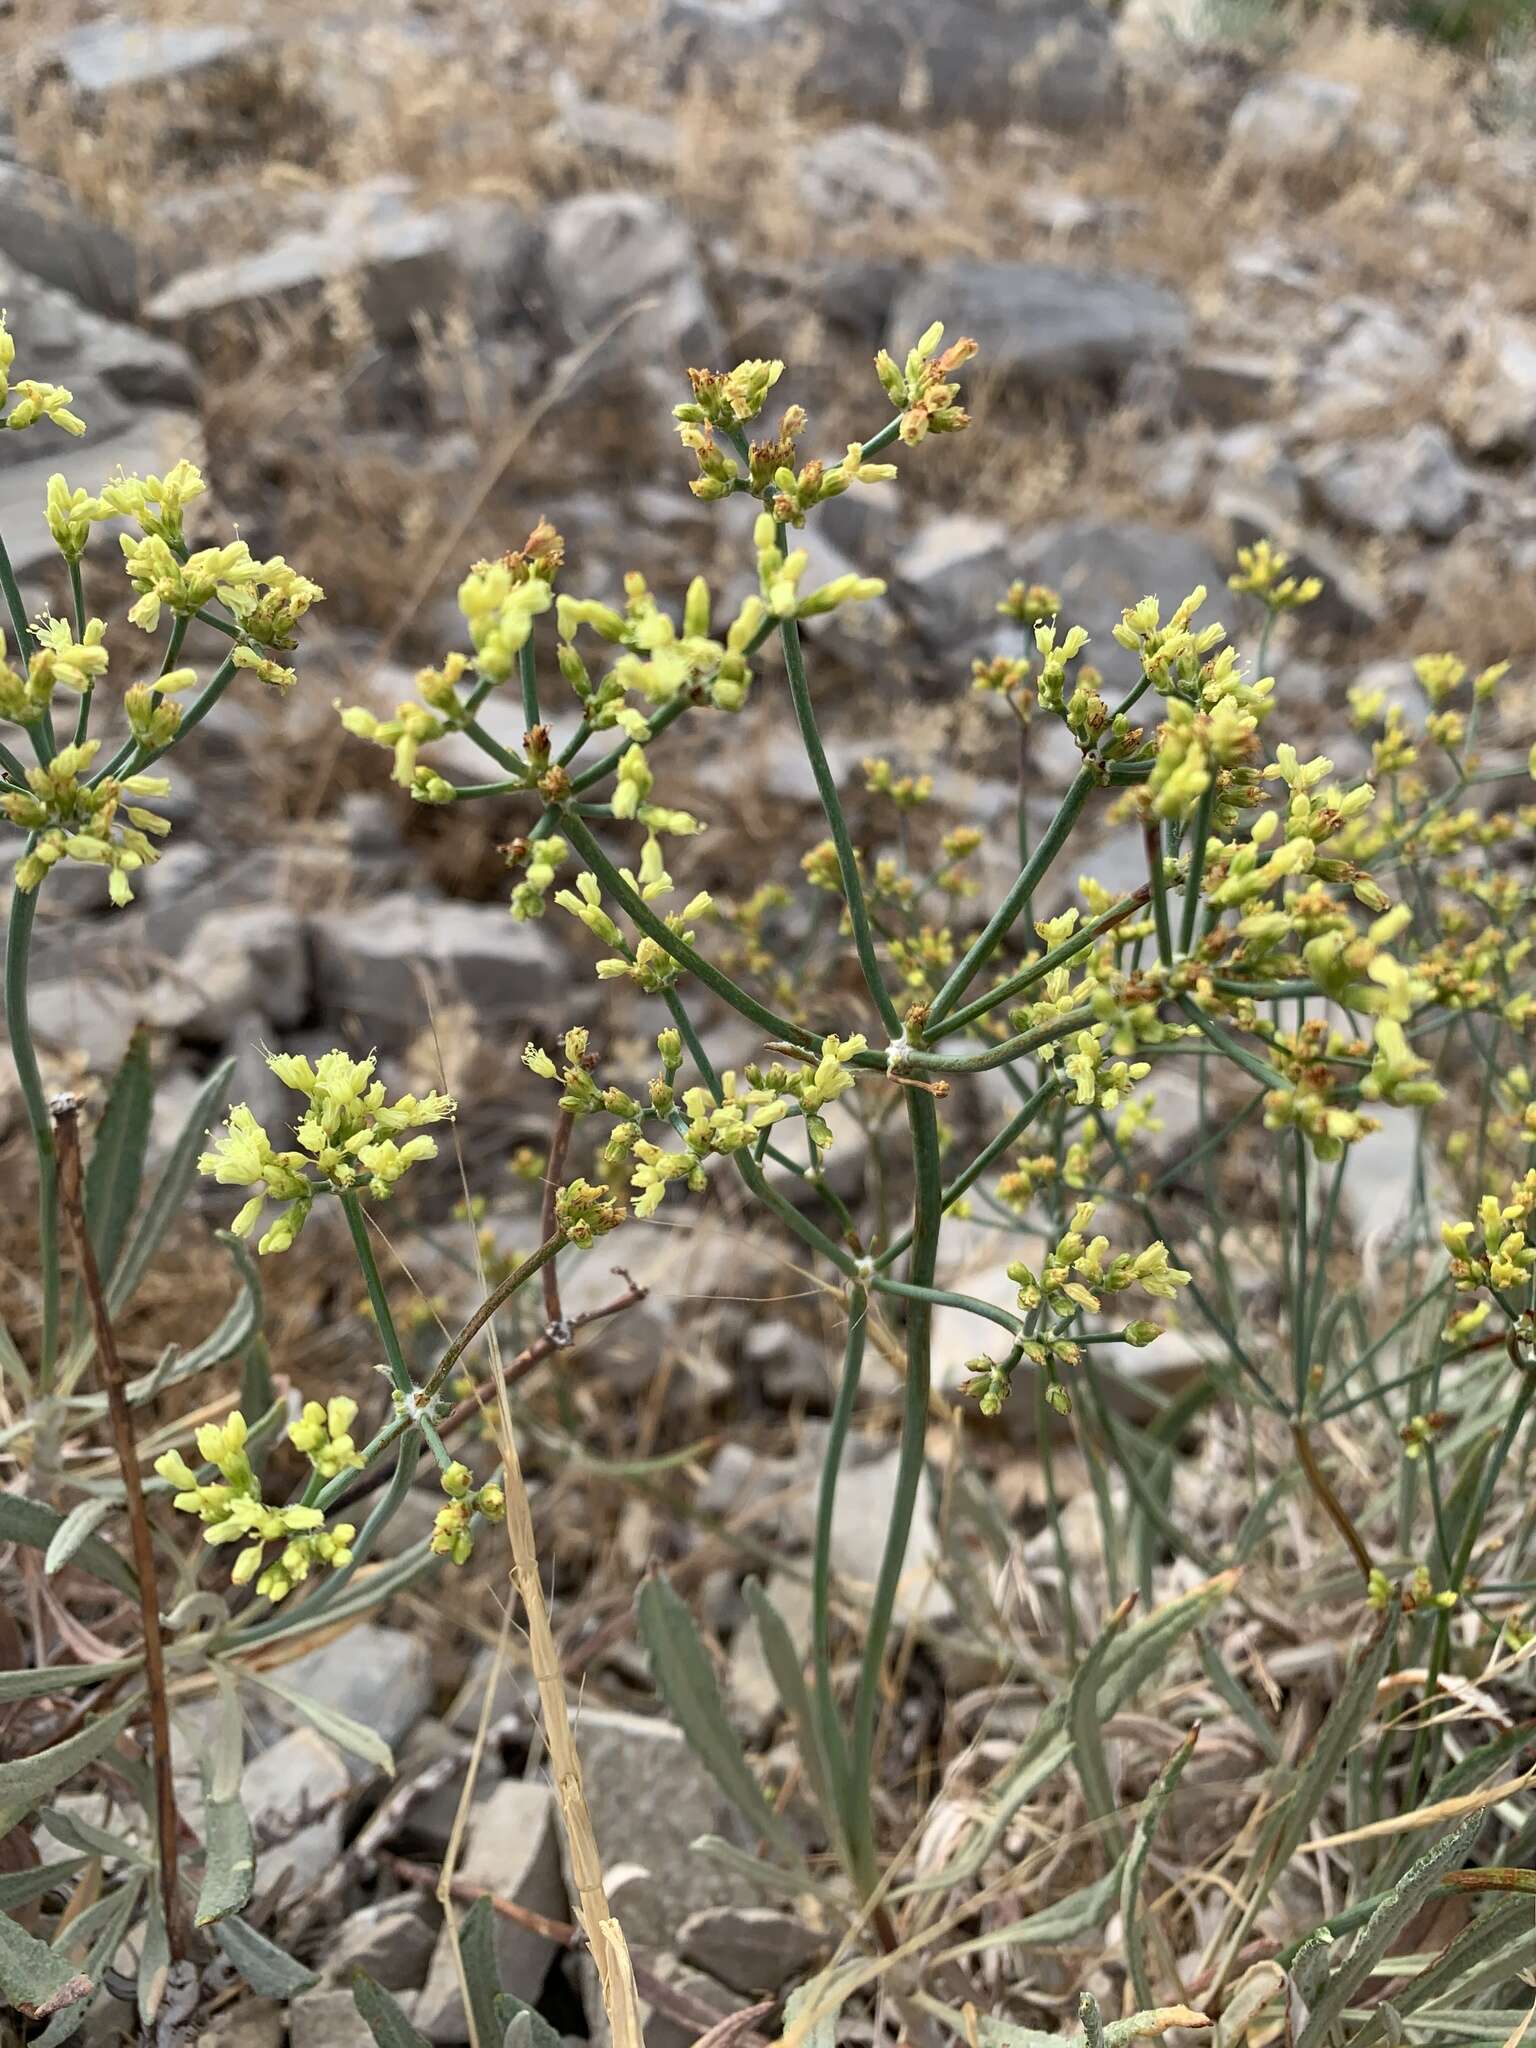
left=1445, top=309, right=1536, bottom=457
left=677, top=1904, right=824, bottom=1994
left=661, top=0, right=1123, bottom=132
left=271, top=1623, right=433, bottom=1775
left=145, top=183, right=468, bottom=349
left=566, top=1707, right=755, bottom=1950
left=241, top=1728, right=351, bottom=1904
left=889, top=261, right=1188, bottom=395
left=46, top=18, right=262, bottom=99
left=323, top=1893, right=440, bottom=1993
left=311, top=890, right=567, bottom=1046
left=1012, top=520, right=1227, bottom=688
left=891, top=512, right=1014, bottom=654
left=536, top=192, right=722, bottom=369
left=796, top=124, right=942, bottom=222
left=149, top=904, right=310, bottom=1042
left=0, top=165, right=139, bottom=318
left=1303, top=425, right=1474, bottom=542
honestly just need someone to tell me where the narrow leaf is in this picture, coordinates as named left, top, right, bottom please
left=195, top=1795, right=255, bottom=1928
left=0, top=1655, right=141, bottom=1703
left=782, top=1976, right=844, bottom=2048
left=0, top=1494, right=138, bottom=1597
left=495, top=1992, right=562, bottom=2048
left=637, top=1573, right=797, bottom=1858
left=458, top=1894, right=503, bottom=2048
left=741, top=1578, right=839, bottom=1860
left=1297, top=1810, right=1484, bottom=2048
left=1121, top=1726, right=1199, bottom=2009
left=43, top=1496, right=117, bottom=1577
left=32, top=1874, right=143, bottom=2048
left=1069, top=1596, right=1137, bottom=1853
left=84, top=1026, right=153, bottom=1287
left=0, top=1700, right=137, bottom=1835
left=353, top=1972, right=433, bottom=2047
left=244, top=1668, right=395, bottom=1778
left=0, top=1857, right=87, bottom=1912
left=213, top=1913, right=319, bottom=1997
left=137, top=1890, right=169, bottom=2027
left=0, top=1909, right=93, bottom=2020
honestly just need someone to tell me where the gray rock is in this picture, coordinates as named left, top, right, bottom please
left=0, top=165, right=138, bottom=317
left=26, top=976, right=142, bottom=1071
left=1227, top=72, right=1360, bottom=170
left=677, top=1904, right=824, bottom=1994
left=546, top=77, right=681, bottom=177
left=415, top=1779, right=567, bottom=2043
left=1216, top=488, right=1384, bottom=635
left=797, top=124, right=941, bottom=221
left=291, top=1988, right=392, bottom=2048
left=200, top=2000, right=286, bottom=2048
left=892, top=512, right=1013, bottom=653
left=890, top=262, right=1187, bottom=394
left=324, top=1893, right=440, bottom=1992
left=311, top=890, right=566, bottom=1045
left=1014, top=520, right=1227, bottom=688
left=48, top=18, right=260, bottom=98
left=568, top=1708, right=754, bottom=1949
left=785, top=1444, right=953, bottom=1630
left=661, top=0, right=1122, bottom=132
left=537, top=192, right=721, bottom=369
left=1446, top=309, right=1536, bottom=456
left=145, top=183, right=461, bottom=349
left=0, top=256, right=197, bottom=457
left=443, top=1645, right=532, bottom=1739
left=149, top=904, right=309, bottom=1041
left=1304, top=425, right=1473, bottom=542
left=273, top=1624, right=433, bottom=1774
left=242, top=1727, right=351, bottom=1904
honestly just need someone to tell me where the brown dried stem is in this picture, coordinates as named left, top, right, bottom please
left=51, top=1093, right=186, bottom=1957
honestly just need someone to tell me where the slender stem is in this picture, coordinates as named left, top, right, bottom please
left=559, top=808, right=823, bottom=1053
left=812, top=1288, right=865, bottom=1826
left=93, top=649, right=240, bottom=785
left=1145, top=820, right=1174, bottom=969
left=540, top=1106, right=574, bottom=1330
left=0, top=737, right=28, bottom=784
left=7, top=877, right=59, bottom=1375
left=869, top=1273, right=1024, bottom=1341
left=845, top=1090, right=941, bottom=1895
left=518, top=638, right=540, bottom=731
left=877, top=1077, right=1055, bottom=1268
left=422, top=1232, right=567, bottom=1402
left=1291, top=1424, right=1373, bottom=1583
left=0, top=527, right=37, bottom=659
left=778, top=615, right=900, bottom=1035
left=1178, top=782, right=1216, bottom=956
left=67, top=558, right=86, bottom=640
left=925, top=764, right=1096, bottom=1027
left=52, top=1096, right=185, bottom=1958
left=340, top=1191, right=415, bottom=1401
left=898, top=1005, right=1097, bottom=1077
left=929, top=886, right=1151, bottom=1044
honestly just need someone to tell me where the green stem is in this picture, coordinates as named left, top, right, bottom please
left=845, top=1090, right=941, bottom=1896
left=93, top=649, right=240, bottom=785
left=899, top=1005, right=1097, bottom=1077
left=778, top=614, right=900, bottom=1035
left=68, top=559, right=86, bottom=641
left=0, top=528, right=37, bottom=660
left=1178, top=783, right=1216, bottom=956
left=812, top=1289, right=864, bottom=1823
left=877, top=1077, right=1055, bottom=1268
left=340, top=1191, right=415, bottom=1402
left=869, top=1273, right=1023, bottom=1341
left=929, top=887, right=1151, bottom=1043
left=6, top=878, right=59, bottom=1376
left=1146, top=820, right=1174, bottom=969
left=925, top=764, right=1097, bottom=1028
left=518, top=638, right=540, bottom=730
left=560, top=808, right=823, bottom=1053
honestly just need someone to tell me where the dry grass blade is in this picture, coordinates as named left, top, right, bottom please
left=1300, top=1771, right=1536, bottom=1854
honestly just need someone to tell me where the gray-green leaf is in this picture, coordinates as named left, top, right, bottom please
left=0, top=1908, right=93, bottom=2021
left=353, top=1972, right=433, bottom=2047
left=0, top=1699, right=137, bottom=1836
left=213, top=1914, right=319, bottom=1997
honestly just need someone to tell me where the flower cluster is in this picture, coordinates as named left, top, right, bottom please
left=874, top=321, right=976, bottom=445
left=198, top=1050, right=455, bottom=1253
left=430, top=1461, right=506, bottom=1567
left=3, top=739, right=172, bottom=905
left=155, top=1410, right=356, bottom=1603
left=0, top=314, right=85, bottom=438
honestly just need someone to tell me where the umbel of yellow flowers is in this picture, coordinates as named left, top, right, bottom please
left=198, top=1049, right=455, bottom=1253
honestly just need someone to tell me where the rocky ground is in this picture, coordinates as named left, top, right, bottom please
left=4, top=0, right=1536, bottom=2040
